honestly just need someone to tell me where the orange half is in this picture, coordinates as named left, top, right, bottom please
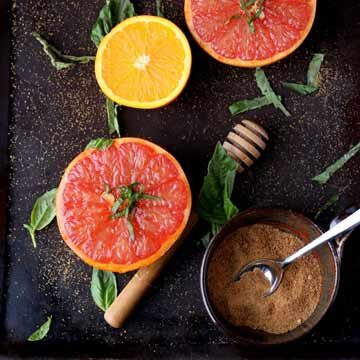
left=56, top=138, right=192, bottom=273
left=95, top=16, right=192, bottom=109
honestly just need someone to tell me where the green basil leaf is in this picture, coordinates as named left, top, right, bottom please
left=229, top=96, right=272, bottom=115
left=255, top=67, right=290, bottom=117
left=32, top=32, right=95, bottom=70
left=156, top=0, right=165, bottom=17
left=91, top=268, right=117, bottom=311
left=281, top=82, right=318, bottom=95
left=24, top=188, right=57, bottom=248
left=312, top=142, right=360, bottom=184
left=198, top=143, right=239, bottom=226
left=106, top=98, right=120, bottom=137
left=314, top=194, right=340, bottom=220
left=91, top=0, right=136, bottom=47
left=85, top=138, right=113, bottom=150
left=199, top=231, right=211, bottom=247
left=307, top=53, right=325, bottom=88
left=28, top=316, right=52, bottom=341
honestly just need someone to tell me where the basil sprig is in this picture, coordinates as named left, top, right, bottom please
left=91, top=268, right=118, bottom=311
left=229, top=96, right=272, bottom=116
left=282, top=53, right=325, bottom=95
left=90, top=0, right=136, bottom=47
left=312, top=142, right=360, bottom=184
left=32, top=32, right=95, bottom=70
left=28, top=316, right=52, bottom=341
left=23, top=188, right=57, bottom=248
left=198, top=143, right=239, bottom=246
left=85, top=138, right=113, bottom=150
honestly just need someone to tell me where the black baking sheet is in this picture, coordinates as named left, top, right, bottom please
left=0, top=0, right=360, bottom=358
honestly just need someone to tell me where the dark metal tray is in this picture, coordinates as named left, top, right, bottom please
left=1, top=0, right=360, bottom=358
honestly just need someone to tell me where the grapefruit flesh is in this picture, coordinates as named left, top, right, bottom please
left=185, top=0, right=316, bottom=67
left=56, top=138, right=192, bottom=273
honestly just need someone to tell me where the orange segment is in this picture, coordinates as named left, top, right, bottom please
left=185, top=0, right=316, bottom=67
left=95, top=16, right=192, bottom=109
left=56, top=138, right=192, bottom=273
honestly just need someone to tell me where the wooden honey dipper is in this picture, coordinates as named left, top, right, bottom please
left=104, top=120, right=269, bottom=328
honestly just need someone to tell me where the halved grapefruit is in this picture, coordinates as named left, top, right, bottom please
left=56, top=138, right=192, bottom=273
left=184, top=0, right=317, bottom=67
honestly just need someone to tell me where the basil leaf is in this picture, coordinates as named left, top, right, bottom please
left=199, top=231, right=211, bottom=247
left=314, top=194, right=340, bottom=220
left=32, top=32, right=95, bottom=70
left=91, top=268, right=117, bottom=311
left=156, top=0, right=165, bottom=17
left=24, top=188, right=57, bottom=248
left=312, top=142, right=360, bottom=184
left=91, top=0, right=136, bottom=47
left=229, top=96, right=272, bottom=115
left=255, top=67, right=290, bottom=117
left=198, top=142, right=239, bottom=226
left=28, top=316, right=52, bottom=341
left=106, top=98, right=120, bottom=137
left=307, top=53, right=325, bottom=88
left=281, top=82, right=318, bottom=95
left=85, top=138, right=113, bottom=150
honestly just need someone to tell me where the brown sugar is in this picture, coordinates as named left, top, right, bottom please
left=207, top=223, right=322, bottom=334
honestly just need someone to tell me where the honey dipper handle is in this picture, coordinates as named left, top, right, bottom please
left=104, top=211, right=198, bottom=328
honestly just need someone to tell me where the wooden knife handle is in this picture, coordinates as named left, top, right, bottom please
left=104, top=211, right=198, bottom=328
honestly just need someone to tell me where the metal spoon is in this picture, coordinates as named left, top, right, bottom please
left=233, top=208, right=360, bottom=297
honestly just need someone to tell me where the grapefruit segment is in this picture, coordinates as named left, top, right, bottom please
left=185, top=0, right=317, bottom=67
left=56, top=138, right=192, bottom=273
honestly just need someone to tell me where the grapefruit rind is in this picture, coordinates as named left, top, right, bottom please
left=184, top=0, right=317, bottom=68
left=56, top=138, right=192, bottom=273
left=95, top=16, right=192, bottom=109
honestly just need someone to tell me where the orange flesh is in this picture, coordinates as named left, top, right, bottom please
left=186, top=0, right=316, bottom=66
left=56, top=138, right=192, bottom=272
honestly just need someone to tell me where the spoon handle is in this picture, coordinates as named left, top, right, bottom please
left=283, top=208, right=360, bottom=266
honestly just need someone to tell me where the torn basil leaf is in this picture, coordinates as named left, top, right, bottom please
left=281, top=82, right=318, bottom=95
left=85, top=138, right=113, bottom=150
left=229, top=96, right=272, bottom=115
left=255, top=67, right=290, bottom=117
left=156, top=0, right=165, bottom=17
left=198, top=142, right=239, bottom=229
left=91, top=0, right=136, bottom=47
left=312, top=142, right=360, bottom=184
left=307, top=53, right=325, bottom=88
left=314, top=194, right=340, bottom=220
left=91, top=268, right=117, bottom=311
left=106, top=98, right=120, bottom=137
left=24, top=188, right=57, bottom=248
left=28, top=316, right=52, bottom=341
left=32, top=32, right=95, bottom=70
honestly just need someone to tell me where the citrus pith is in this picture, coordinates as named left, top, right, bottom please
left=95, top=16, right=192, bottom=109
left=56, top=138, right=192, bottom=273
left=185, top=0, right=316, bottom=67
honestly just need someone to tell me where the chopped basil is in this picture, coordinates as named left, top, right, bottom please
left=28, top=316, right=52, bottom=341
left=106, top=98, right=120, bottom=137
left=281, top=82, right=317, bottom=95
left=91, top=268, right=117, bottom=311
left=198, top=143, right=239, bottom=245
left=229, top=96, right=273, bottom=115
left=307, top=53, right=325, bottom=88
left=91, top=0, right=136, bottom=47
left=314, top=194, right=340, bottom=220
left=312, top=142, right=360, bottom=184
left=282, top=53, right=325, bottom=95
left=255, top=67, right=290, bottom=117
left=156, top=0, right=165, bottom=17
left=23, top=188, right=57, bottom=248
left=85, top=138, right=113, bottom=150
left=32, top=32, right=95, bottom=70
